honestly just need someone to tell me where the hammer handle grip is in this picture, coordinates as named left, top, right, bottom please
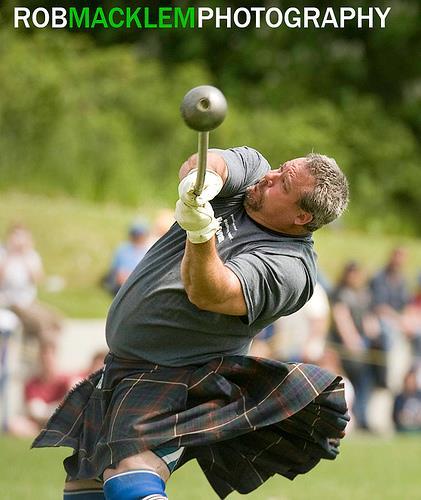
left=193, top=131, right=209, bottom=196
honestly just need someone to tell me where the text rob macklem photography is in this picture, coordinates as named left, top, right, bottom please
left=14, top=5, right=392, bottom=30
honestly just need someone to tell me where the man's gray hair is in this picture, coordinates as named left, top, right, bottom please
left=299, top=153, right=349, bottom=232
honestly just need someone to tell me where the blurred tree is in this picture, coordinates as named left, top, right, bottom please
left=0, top=0, right=420, bottom=233
left=3, top=0, right=419, bottom=131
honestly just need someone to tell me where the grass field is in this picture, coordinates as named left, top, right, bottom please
left=0, top=191, right=420, bottom=318
left=1, top=434, right=420, bottom=499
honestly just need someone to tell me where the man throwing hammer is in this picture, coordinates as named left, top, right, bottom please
left=33, top=146, right=350, bottom=499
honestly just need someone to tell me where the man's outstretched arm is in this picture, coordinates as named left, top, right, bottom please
left=176, top=151, right=246, bottom=316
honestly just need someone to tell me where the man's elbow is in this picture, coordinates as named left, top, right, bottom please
left=186, top=288, right=216, bottom=312
left=185, top=286, right=247, bottom=316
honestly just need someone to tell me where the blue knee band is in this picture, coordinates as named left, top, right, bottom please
left=103, top=470, right=166, bottom=500
left=64, top=490, right=104, bottom=499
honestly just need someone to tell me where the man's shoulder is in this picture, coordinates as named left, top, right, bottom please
left=211, top=148, right=271, bottom=205
left=238, top=237, right=316, bottom=287
left=213, top=145, right=264, bottom=156
left=212, top=146, right=270, bottom=171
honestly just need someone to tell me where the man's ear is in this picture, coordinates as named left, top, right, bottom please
left=294, top=210, right=313, bottom=226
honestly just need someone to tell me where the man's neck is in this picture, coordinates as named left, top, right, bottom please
left=245, top=208, right=309, bottom=236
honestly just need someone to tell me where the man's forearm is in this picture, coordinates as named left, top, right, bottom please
left=181, top=238, right=247, bottom=316
left=181, top=238, right=229, bottom=306
left=179, top=152, right=228, bottom=182
left=177, top=149, right=245, bottom=315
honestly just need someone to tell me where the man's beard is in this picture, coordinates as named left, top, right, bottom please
left=244, top=184, right=263, bottom=212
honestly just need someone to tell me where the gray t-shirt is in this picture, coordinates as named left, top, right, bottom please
left=106, top=146, right=317, bottom=366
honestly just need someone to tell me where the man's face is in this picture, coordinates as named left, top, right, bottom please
left=244, top=157, right=315, bottom=234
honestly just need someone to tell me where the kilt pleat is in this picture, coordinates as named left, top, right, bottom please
left=32, top=353, right=349, bottom=498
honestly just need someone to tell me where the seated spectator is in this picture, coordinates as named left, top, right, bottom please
left=8, top=341, right=71, bottom=437
left=0, top=223, right=62, bottom=345
left=330, top=261, right=384, bottom=430
left=103, top=221, right=150, bottom=296
left=393, top=366, right=421, bottom=432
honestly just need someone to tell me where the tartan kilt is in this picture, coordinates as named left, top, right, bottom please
left=32, top=353, right=349, bottom=498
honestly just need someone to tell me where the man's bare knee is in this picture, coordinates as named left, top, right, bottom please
left=103, top=450, right=170, bottom=483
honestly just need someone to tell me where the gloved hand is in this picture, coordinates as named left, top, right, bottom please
left=178, top=169, right=223, bottom=207
left=175, top=199, right=220, bottom=244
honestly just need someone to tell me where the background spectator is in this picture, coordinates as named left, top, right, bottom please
left=393, top=366, right=421, bottom=433
left=370, top=247, right=410, bottom=322
left=369, top=247, right=411, bottom=391
left=8, top=341, right=71, bottom=437
left=102, top=221, right=150, bottom=296
left=330, top=261, right=383, bottom=430
left=0, top=224, right=62, bottom=345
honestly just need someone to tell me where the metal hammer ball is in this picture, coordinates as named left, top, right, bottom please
left=180, top=85, right=227, bottom=132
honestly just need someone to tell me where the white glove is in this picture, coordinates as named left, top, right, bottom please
left=175, top=199, right=220, bottom=244
left=178, top=169, right=223, bottom=207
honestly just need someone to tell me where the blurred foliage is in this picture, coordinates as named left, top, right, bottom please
left=0, top=0, right=420, bottom=234
left=0, top=29, right=211, bottom=204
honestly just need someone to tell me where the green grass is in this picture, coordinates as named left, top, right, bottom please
left=0, top=191, right=420, bottom=318
left=2, top=434, right=420, bottom=499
